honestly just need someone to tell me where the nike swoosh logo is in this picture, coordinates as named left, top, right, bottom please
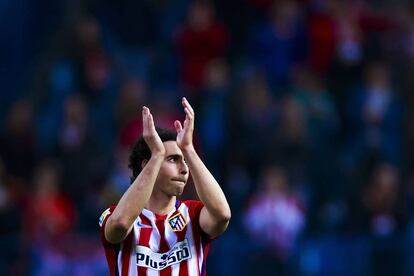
left=137, top=221, right=152, bottom=228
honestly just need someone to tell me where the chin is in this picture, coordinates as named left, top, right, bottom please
left=174, top=188, right=184, bottom=196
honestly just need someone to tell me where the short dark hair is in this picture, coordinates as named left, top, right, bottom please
left=128, top=127, right=177, bottom=183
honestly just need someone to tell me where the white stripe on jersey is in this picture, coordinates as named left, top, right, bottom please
left=127, top=223, right=138, bottom=276
left=129, top=225, right=138, bottom=276
left=142, top=209, right=159, bottom=276
left=117, top=243, right=122, bottom=275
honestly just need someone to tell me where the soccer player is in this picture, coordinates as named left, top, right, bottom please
left=99, top=97, right=231, bottom=275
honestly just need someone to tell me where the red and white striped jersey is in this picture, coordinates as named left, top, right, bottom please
left=99, top=200, right=213, bottom=276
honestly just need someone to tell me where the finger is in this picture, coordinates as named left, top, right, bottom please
left=184, top=107, right=192, bottom=116
left=184, top=107, right=195, bottom=123
left=148, top=113, right=156, bottom=131
left=142, top=106, right=149, bottom=134
left=182, top=97, right=194, bottom=115
left=174, top=120, right=183, bottom=133
left=144, top=106, right=154, bottom=135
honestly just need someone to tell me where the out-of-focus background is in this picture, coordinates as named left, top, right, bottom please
left=1, top=0, right=414, bottom=275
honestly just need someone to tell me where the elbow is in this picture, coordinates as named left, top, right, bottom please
left=219, top=208, right=231, bottom=222
left=104, top=216, right=132, bottom=244
left=224, top=209, right=231, bottom=222
left=110, top=216, right=131, bottom=232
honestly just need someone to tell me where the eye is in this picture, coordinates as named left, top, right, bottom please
left=168, top=156, right=178, bottom=162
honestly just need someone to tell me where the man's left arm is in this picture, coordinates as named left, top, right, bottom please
left=175, top=97, right=231, bottom=237
left=182, top=146, right=231, bottom=237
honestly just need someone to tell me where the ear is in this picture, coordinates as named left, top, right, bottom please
left=141, top=159, right=148, bottom=170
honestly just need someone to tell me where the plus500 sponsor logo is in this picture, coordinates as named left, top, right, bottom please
left=136, top=239, right=191, bottom=270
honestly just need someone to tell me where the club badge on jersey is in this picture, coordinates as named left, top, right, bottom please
left=168, top=212, right=187, bottom=232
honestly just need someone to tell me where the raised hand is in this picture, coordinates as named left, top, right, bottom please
left=174, top=97, right=194, bottom=150
left=142, top=106, right=165, bottom=156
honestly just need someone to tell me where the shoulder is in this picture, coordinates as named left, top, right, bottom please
left=179, top=200, right=204, bottom=214
left=180, top=199, right=203, bottom=208
left=178, top=200, right=204, bottom=226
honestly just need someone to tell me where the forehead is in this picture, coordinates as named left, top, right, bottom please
left=163, top=141, right=183, bottom=156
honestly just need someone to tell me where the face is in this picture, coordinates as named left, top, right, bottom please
left=154, top=141, right=189, bottom=197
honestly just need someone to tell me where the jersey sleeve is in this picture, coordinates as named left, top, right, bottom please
left=183, top=200, right=216, bottom=242
left=98, top=205, right=117, bottom=246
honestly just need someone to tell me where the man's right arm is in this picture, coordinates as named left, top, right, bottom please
left=104, top=106, right=165, bottom=244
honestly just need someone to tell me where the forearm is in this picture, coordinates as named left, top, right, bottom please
left=182, top=146, right=231, bottom=220
left=106, top=154, right=164, bottom=240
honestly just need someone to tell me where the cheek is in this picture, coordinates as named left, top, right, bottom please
left=158, top=164, right=176, bottom=179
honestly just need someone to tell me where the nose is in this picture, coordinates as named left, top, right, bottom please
left=180, top=161, right=188, bottom=175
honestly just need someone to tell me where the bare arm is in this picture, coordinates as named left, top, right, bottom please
left=105, top=107, right=165, bottom=244
left=175, top=98, right=231, bottom=237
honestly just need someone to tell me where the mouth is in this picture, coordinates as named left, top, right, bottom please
left=171, top=179, right=186, bottom=184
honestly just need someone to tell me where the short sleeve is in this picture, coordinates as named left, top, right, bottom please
left=98, top=205, right=117, bottom=246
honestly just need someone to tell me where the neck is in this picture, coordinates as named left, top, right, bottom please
left=145, top=192, right=176, bottom=215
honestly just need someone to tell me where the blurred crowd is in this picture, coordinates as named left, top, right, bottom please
left=1, top=0, right=414, bottom=275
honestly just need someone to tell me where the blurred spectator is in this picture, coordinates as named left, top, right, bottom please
left=56, top=94, right=106, bottom=205
left=58, top=94, right=89, bottom=155
left=345, top=61, right=402, bottom=169
left=243, top=165, right=305, bottom=274
left=175, top=1, right=229, bottom=93
left=291, top=66, right=341, bottom=211
left=73, top=17, right=113, bottom=98
left=24, top=159, right=76, bottom=246
left=292, top=66, right=339, bottom=146
left=334, top=1, right=363, bottom=67
left=250, top=0, right=306, bottom=91
left=116, top=78, right=147, bottom=147
left=36, top=61, right=77, bottom=155
left=233, top=73, right=277, bottom=174
left=348, top=162, right=405, bottom=275
left=104, top=146, right=131, bottom=199
left=198, top=59, right=231, bottom=177
left=352, top=163, right=405, bottom=236
left=270, top=95, right=310, bottom=186
left=307, top=0, right=338, bottom=74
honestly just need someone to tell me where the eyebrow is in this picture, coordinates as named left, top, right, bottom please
left=167, top=154, right=183, bottom=160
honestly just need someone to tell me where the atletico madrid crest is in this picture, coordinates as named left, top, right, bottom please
left=168, top=212, right=187, bottom=232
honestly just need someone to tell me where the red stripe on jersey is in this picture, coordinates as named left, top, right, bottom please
left=156, top=215, right=171, bottom=276
left=105, top=244, right=120, bottom=276
left=201, top=239, right=210, bottom=276
left=137, top=214, right=152, bottom=275
left=191, top=221, right=202, bottom=274
left=121, top=231, right=134, bottom=276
